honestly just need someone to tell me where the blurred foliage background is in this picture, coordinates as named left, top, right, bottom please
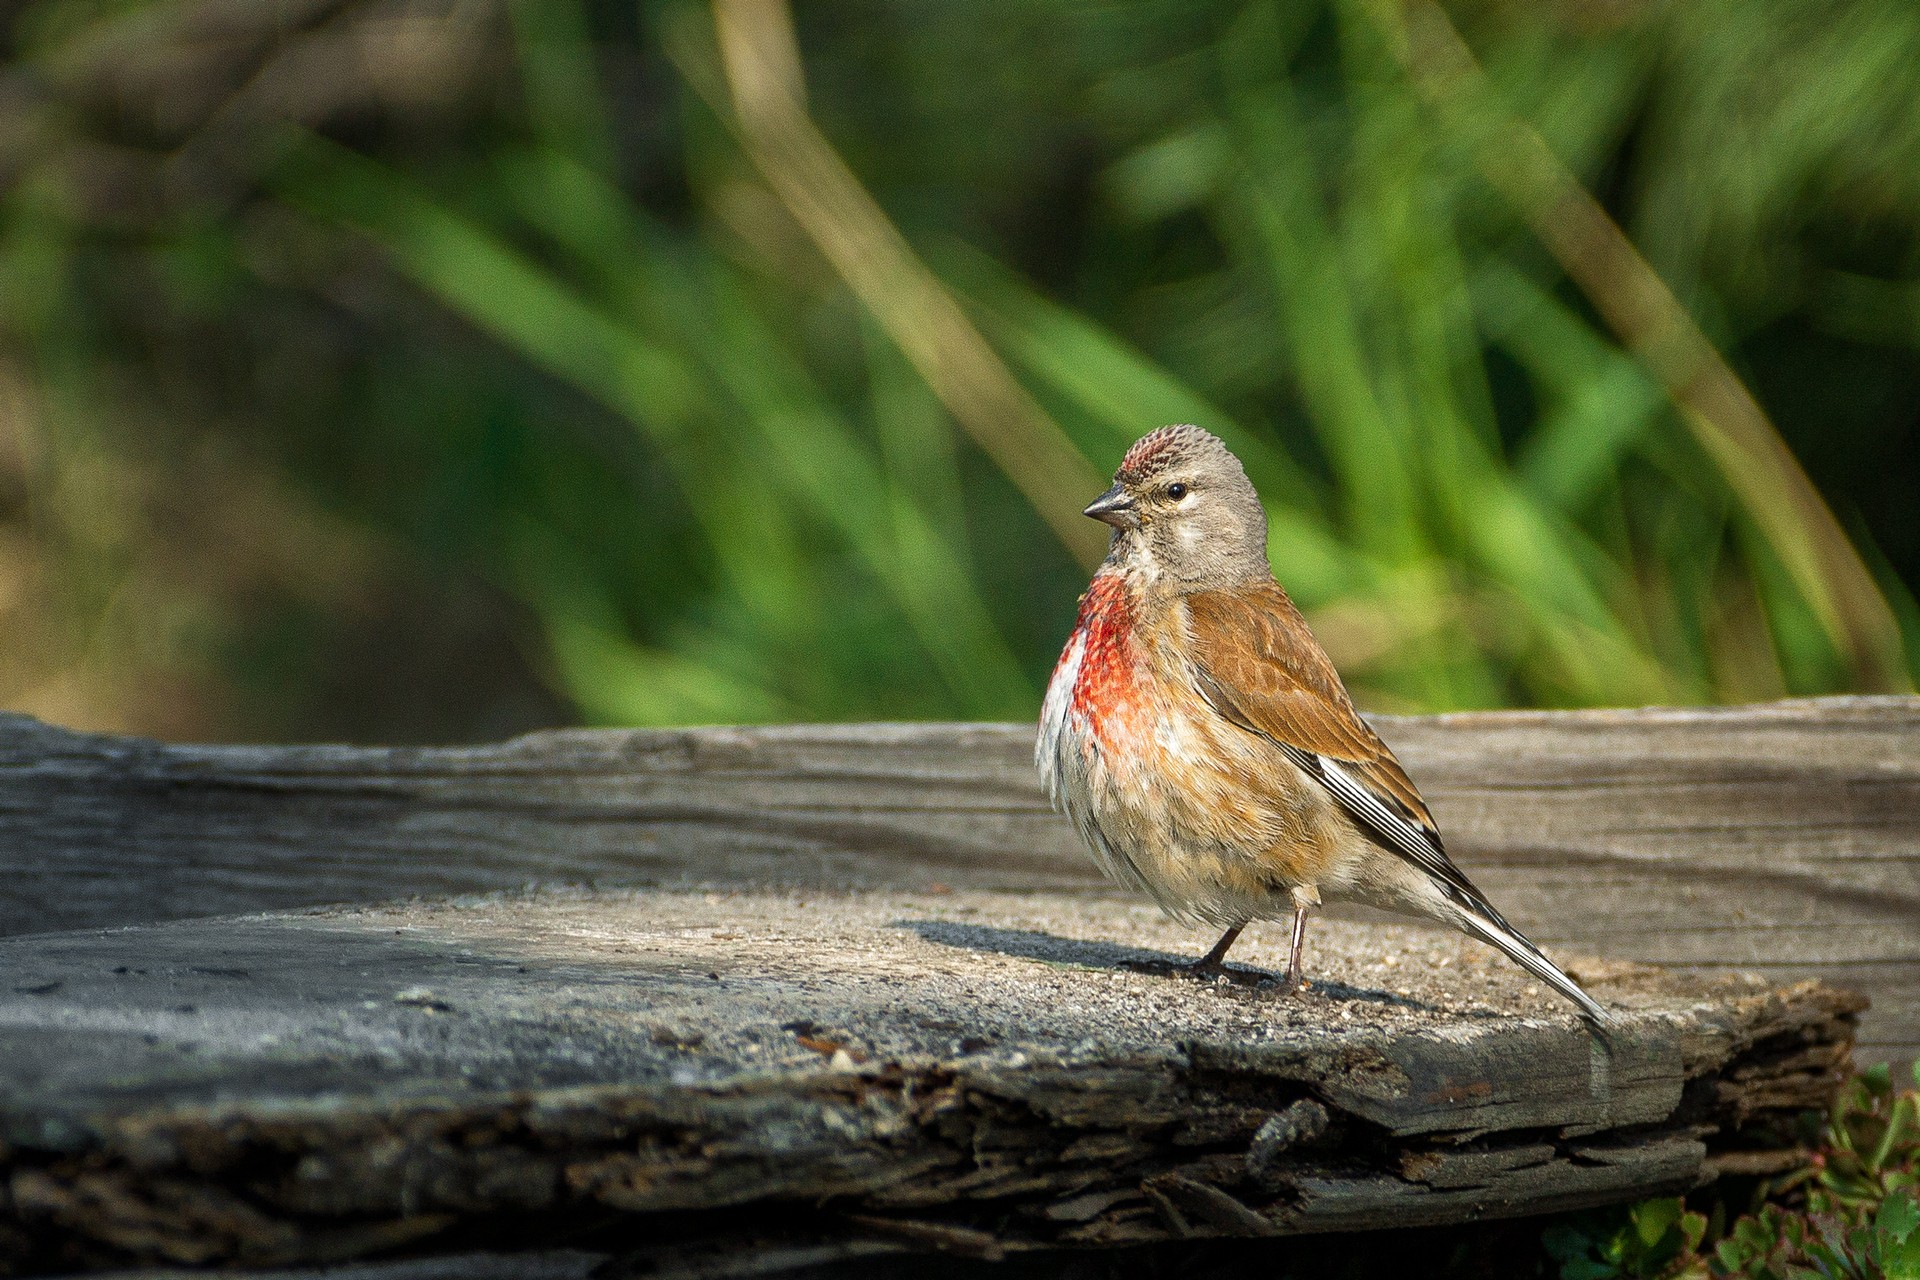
left=0, top=0, right=1916, bottom=743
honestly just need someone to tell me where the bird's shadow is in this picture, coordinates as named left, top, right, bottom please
left=895, top=919, right=1439, bottom=1015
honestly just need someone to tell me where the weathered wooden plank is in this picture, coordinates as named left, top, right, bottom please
left=1372, top=699, right=1920, bottom=1068
left=0, top=714, right=1089, bottom=939
left=0, top=888, right=1862, bottom=1274
left=0, top=697, right=1914, bottom=1062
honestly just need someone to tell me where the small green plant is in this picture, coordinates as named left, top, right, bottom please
left=1707, top=1191, right=1920, bottom=1280
left=1543, top=1197, right=1712, bottom=1279
left=1543, top=1061, right=1920, bottom=1280
left=1786, top=1063, right=1920, bottom=1220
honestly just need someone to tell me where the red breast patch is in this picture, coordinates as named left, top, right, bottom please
left=1068, top=574, right=1146, bottom=749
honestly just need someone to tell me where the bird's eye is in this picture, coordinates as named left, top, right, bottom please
left=1166, top=482, right=1189, bottom=500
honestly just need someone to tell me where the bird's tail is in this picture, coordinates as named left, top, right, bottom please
left=1447, top=895, right=1618, bottom=1050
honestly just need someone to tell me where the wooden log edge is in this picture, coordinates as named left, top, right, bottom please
left=0, top=889, right=1867, bottom=1275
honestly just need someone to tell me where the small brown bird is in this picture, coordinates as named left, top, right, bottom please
left=1037, top=425, right=1612, bottom=1035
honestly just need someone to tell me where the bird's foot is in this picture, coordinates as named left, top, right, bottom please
left=1119, top=957, right=1267, bottom=988
left=1267, top=961, right=1310, bottom=996
left=1177, top=957, right=1231, bottom=983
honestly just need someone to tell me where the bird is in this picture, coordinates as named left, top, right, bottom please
left=1036, top=424, right=1613, bottom=1038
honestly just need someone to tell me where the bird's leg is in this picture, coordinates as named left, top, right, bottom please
left=1181, top=924, right=1244, bottom=979
left=1120, top=923, right=1255, bottom=983
left=1283, top=885, right=1320, bottom=994
left=1284, top=906, right=1308, bottom=990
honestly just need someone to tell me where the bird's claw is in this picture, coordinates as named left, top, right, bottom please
left=1118, top=957, right=1267, bottom=988
left=1177, top=959, right=1231, bottom=982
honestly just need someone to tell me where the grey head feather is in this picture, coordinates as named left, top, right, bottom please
left=1101, top=425, right=1270, bottom=590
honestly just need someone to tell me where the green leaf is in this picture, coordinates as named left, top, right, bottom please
left=1633, top=1197, right=1684, bottom=1248
left=1880, top=1187, right=1920, bottom=1259
left=1102, top=121, right=1232, bottom=224
left=1473, top=263, right=1664, bottom=514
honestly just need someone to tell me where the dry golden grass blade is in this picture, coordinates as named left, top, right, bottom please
left=1373, top=0, right=1910, bottom=692
left=709, top=0, right=1110, bottom=569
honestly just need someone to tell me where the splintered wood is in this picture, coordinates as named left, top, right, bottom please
left=0, top=887, right=1861, bottom=1274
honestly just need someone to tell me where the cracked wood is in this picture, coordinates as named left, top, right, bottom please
left=0, top=887, right=1864, bottom=1274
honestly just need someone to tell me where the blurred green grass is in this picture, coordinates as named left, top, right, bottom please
left=0, top=0, right=1916, bottom=740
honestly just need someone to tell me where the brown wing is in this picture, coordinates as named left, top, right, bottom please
left=1185, top=582, right=1490, bottom=902
left=1185, top=583, right=1430, bottom=822
left=1187, top=582, right=1616, bottom=1036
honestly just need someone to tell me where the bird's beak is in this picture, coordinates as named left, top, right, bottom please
left=1082, top=484, right=1138, bottom=530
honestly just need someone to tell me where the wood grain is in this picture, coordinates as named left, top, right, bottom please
left=0, top=888, right=1863, bottom=1274
left=1374, top=699, right=1920, bottom=1066
left=0, top=697, right=1914, bottom=1061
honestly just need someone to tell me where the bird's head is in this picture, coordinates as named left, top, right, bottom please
left=1084, top=425, right=1270, bottom=587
